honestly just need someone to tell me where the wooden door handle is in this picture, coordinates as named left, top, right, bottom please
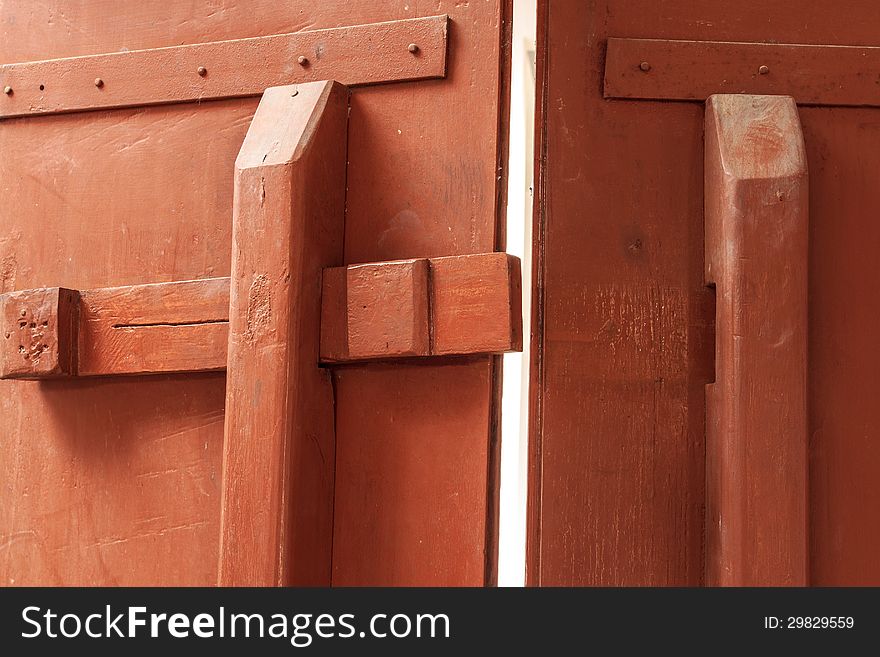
left=704, top=94, right=809, bottom=586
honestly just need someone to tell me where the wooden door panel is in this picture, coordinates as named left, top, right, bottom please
left=531, top=0, right=880, bottom=586
left=0, top=374, right=225, bottom=585
left=332, top=360, right=494, bottom=586
left=0, top=101, right=252, bottom=291
left=530, top=7, right=711, bottom=584
left=802, top=107, right=880, bottom=585
left=1, top=0, right=511, bottom=586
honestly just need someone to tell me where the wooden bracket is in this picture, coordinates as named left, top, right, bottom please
left=705, top=94, right=809, bottom=586
left=605, top=37, right=880, bottom=107
left=0, top=15, right=448, bottom=120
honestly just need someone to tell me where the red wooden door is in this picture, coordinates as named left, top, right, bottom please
left=529, top=0, right=880, bottom=586
left=0, top=1, right=516, bottom=586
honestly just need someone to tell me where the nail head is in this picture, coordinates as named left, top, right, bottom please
left=408, top=43, right=419, bottom=53
left=758, top=65, right=770, bottom=75
left=3, top=86, right=11, bottom=95
left=297, top=56, right=308, bottom=65
left=94, top=77, right=104, bottom=88
left=197, top=66, right=208, bottom=77
left=639, top=61, right=651, bottom=72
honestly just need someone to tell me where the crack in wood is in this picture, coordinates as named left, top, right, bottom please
left=112, top=319, right=228, bottom=329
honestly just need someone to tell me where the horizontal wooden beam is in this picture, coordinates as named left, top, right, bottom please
left=0, top=253, right=521, bottom=379
left=604, top=37, right=880, bottom=107
left=0, top=279, right=229, bottom=379
left=78, top=277, right=230, bottom=377
left=0, top=15, right=447, bottom=120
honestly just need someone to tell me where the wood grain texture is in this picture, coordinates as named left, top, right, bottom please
left=0, top=287, right=78, bottom=378
left=525, top=0, right=551, bottom=590
left=605, top=38, right=880, bottom=107
left=705, top=94, right=809, bottom=586
left=0, top=372, right=226, bottom=586
left=803, top=105, right=880, bottom=585
left=4, top=255, right=518, bottom=378
left=0, top=82, right=245, bottom=585
left=320, top=253, right=521, bottom=363
left=529, top=0, right=715, bottom=586
left=218, top=81, right=348, bottom=586
left=0, top=16, right=448, bottom=119
left=331, top=0, right=510, bottom=587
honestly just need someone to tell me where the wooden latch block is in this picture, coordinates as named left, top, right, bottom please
left=320, top=253, right=522, bottom=363
left=0, top=287, right=79, bottom=378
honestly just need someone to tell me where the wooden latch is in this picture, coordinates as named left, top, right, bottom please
left=0, top=253, right=520, bottom=379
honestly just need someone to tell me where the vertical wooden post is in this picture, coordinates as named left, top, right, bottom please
left=218, top=81, right=348, bottom=586
left=705, top=94, right=809, bottom=586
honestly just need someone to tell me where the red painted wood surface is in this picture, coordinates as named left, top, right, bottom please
left=0, top=1, right=510, bottom=586
left=704, top=94, right=808, bottom=586
left=330, top=0, right=511, bottom=586
left=804, top=105, right=880, bottom=584
left=332, top=359, right=496, bottom=585
left=431, top=253, right=522, bottom=356
left=322, top=259, right=431, bottom=362
left=531, top=0, right=880, bottom=587
left=528, top=0, right=713, bottom=586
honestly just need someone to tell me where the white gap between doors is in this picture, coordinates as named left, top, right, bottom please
left=498, top=0, right=536, bottom=588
